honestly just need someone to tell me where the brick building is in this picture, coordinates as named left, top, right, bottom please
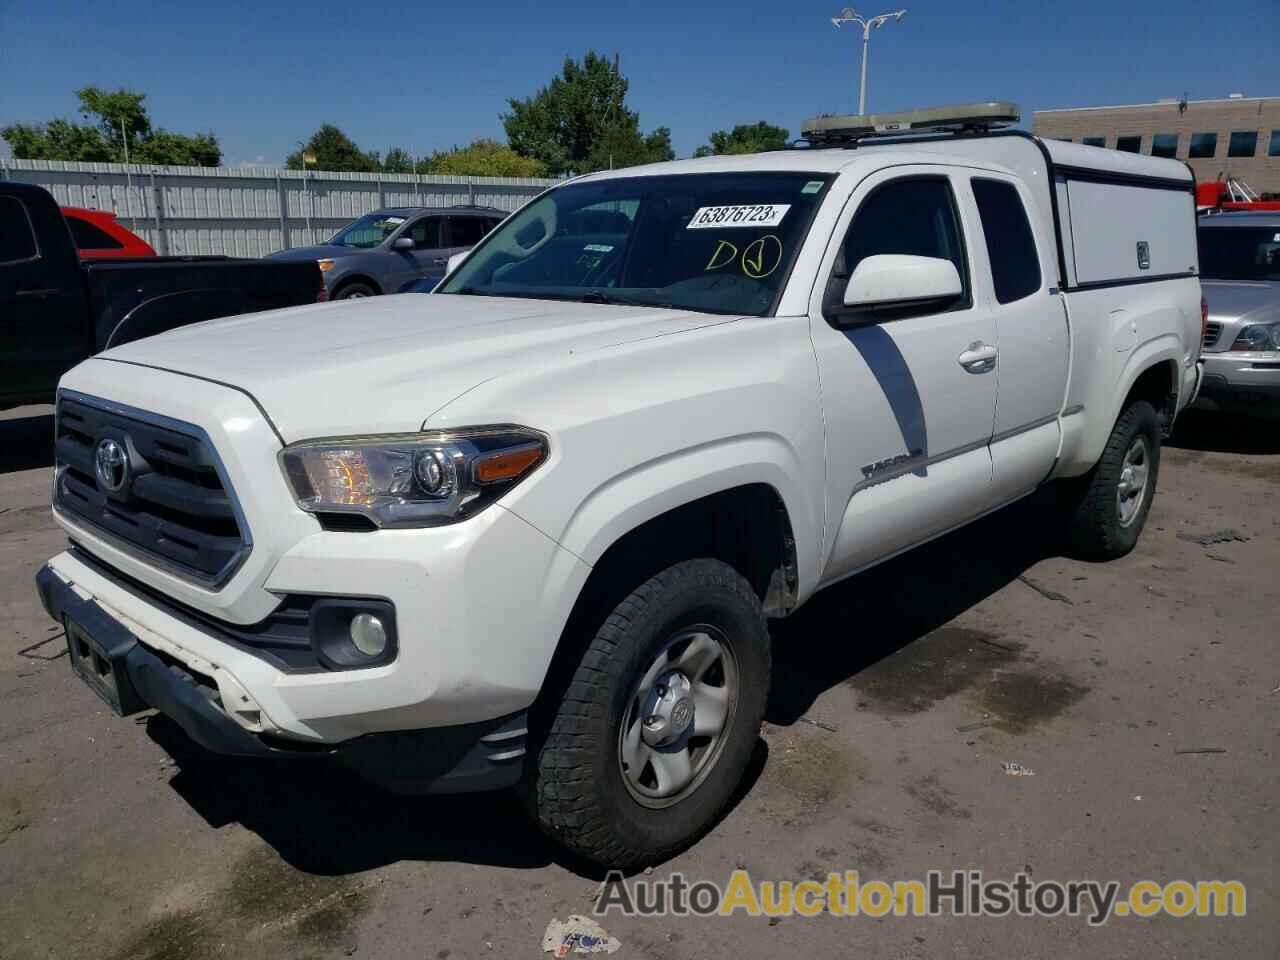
left=1032, top=95, right=1280, bottom=195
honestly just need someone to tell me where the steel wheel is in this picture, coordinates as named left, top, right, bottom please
left=1116, top=436, right=1150, bottom=528
left=618, top=625, right=738, bottom=809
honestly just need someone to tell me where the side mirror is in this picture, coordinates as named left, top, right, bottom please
left=445, top=251, right=468, bottom=275
left=838, top=254, right=963, bottom=318
left=392, top=236, right=415, bottom=251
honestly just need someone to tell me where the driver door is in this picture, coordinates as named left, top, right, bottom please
left=392, top=216, right=445, bottom=290
left=809, top=167, right=999, bottom=583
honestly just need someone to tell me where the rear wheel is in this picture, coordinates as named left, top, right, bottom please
left=1065, top=400, right=1161, bottom=559
left=526, top=559, right=770, bottom=868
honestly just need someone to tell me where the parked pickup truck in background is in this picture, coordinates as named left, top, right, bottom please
left=0, top=182, right=325, bottom=410
left=35, top=103, right=1205, bottom=868
left=1195, top=211, right=1280, bottom=418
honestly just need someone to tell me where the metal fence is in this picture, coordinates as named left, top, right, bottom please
left=1, top=158, right=557, bottom=258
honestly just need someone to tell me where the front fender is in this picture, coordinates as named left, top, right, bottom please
left=545, top=432, right=822, bottom=593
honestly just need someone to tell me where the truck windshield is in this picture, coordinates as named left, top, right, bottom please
left=1198, top=226, right=1280, bottom=282
left=437, top=172, right=832, bottom=316
left=329, top=213, right=408, bottom=249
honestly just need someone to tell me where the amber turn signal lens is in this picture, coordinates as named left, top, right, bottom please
left=473, top=445, right=544, bottom=484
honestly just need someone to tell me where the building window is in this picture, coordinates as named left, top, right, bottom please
left=1188, top=133, right=1218, bottom=158
left=1270, top=130, right=1280, bottom=157
left=1082, top=136, right=1105, bottom=148
left=1227, top=131, right=1258, bottom=158
left=1151, top=134, right=1178, bottom=158
left=1115, top=136, right=1141, bottom=153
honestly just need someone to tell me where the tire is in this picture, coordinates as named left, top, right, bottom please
left=526, top=559, right=770, bottom=868
left=1065, top=400, right=1161, bottom=560
left=335, top=281, right=376, bottom=299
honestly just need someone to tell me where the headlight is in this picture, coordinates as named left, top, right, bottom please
left=317, top=258, right=336, bottom=272
left=279, top=427, right=547, bottom=528
left=1232, top=321, right=1280, bottom=352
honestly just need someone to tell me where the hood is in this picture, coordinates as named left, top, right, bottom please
left=99, top=294, right=737, bottom=442
left=267, top=244, right=354, bottom=262
left=1201, top=280, right=1280, bottom=327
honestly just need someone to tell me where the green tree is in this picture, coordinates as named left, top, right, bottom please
left=586, top=124, right=673, bottom=172
left=76, top=86, right=151, bottom=143
left=286, top=125, right=381, bottom=172
left=503, top=51, right=670, bottom=174
left=381, top=147, right=417, bottom=174
left=133, top=129, right=221, bottom=166
left=694, top=121, right=790, bottom=157
left=0, top=118, right=113, bottom=162
left=424, top=139, right=547, bottom=178
left=1, top=87, right=222, bottom=166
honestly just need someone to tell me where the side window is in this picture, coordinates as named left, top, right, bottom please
left=407, top=217, right=441, bottom=248
left=66, top=217, right=124, bottom=251
left=0, top=196, right=40, bottom=264
left=829, top=176, right=969, bottom=309
left=971, top=178, right=1042, bottom=304
left=446, top=216, right=489, bottom=247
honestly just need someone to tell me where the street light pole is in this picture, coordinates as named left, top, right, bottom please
left=831, top=7, right=907, bottom=115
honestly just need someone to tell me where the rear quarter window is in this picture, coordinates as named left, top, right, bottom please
left=971, top=178, right=1042, bottom=304
left=67, top=216, right=125, bottom=251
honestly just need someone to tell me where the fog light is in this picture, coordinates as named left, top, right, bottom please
left=350, top=613, right=387, bottom=657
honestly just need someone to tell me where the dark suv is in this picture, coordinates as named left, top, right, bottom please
left=268, top=206, right=505, bottom=299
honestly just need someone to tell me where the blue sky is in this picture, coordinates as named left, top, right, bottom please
left=2, top=0, right=1276, bottom=166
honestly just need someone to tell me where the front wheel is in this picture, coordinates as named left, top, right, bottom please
left=526, top=559, right=770, bottom=868
left=1065, top=399, right=1161, bottom=560
left=335, top=281, right=376, bottom=299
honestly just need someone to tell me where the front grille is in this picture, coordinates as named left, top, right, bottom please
left=54, top=393, right=251, bottom=587
left=1202, top=321, right=1223, bottom=349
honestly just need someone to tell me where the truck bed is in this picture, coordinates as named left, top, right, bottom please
left=83, top=257, right=324, bottom=350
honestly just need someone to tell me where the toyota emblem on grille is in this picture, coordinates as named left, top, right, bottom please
left=94, top=438, right=129, bottom=493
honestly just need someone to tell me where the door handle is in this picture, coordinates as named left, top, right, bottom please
left=432, top=258, right=448, bottom=265
left=16, top=288, right=58, bottom=300
left=958, top=341, right=998, bottom=374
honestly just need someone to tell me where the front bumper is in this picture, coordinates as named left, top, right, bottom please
left=1193, top=352, right=1280, bottom=416
left=36, top=565, right=530, bottom=793
left=46, top=361, right=590, bottom=782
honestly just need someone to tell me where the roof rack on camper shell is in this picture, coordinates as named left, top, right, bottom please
left=801, top=101, right=1021, bottom=145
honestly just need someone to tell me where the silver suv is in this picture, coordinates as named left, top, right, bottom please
left=1196, top=212, right=1280, bottom=418
left=269, top=206, right=505, bottom=299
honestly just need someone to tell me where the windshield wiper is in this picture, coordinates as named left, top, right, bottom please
left=578, top=289, right=675, bottom=309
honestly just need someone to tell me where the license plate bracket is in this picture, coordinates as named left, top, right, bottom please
left=65, top=604, right=148, bottom=716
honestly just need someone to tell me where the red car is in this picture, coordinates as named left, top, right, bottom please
left=60, top=207, right=157, bottom=259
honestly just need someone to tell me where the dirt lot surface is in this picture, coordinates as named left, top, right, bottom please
left=1, top=404, right=1275, bottom=959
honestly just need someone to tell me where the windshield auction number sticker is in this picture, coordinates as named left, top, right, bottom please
left=687, top=204, right=791, bottom=229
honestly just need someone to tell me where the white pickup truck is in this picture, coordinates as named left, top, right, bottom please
left=37, top=104, right=1204, bottom=867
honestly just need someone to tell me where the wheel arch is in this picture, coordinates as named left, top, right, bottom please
left=527, top=475, right=805, bottom=733
left=1063, top=337, right=1182, bottom=475
left=332, top=274, right=382, bottom=297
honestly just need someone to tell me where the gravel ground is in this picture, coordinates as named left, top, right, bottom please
left=0, top=404, right=1275, bottom=959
